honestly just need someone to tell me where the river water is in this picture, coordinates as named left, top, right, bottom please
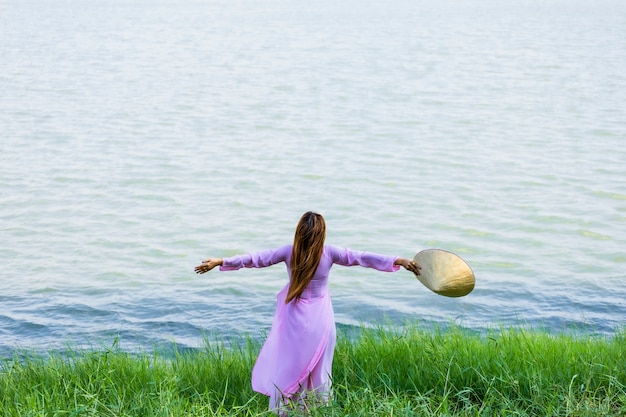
left=1, top=0, right=625, bottom=355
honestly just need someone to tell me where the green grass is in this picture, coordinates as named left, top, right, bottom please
left=1, top=325, right=624, bottom=416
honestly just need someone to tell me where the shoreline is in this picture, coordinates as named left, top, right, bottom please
left=2, top=324, right=624, bottom=416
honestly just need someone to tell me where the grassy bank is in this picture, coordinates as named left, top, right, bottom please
left=1, top=325, right=624, bottom=416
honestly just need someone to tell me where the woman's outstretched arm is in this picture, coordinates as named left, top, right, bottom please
left=195, top=245, right=291, bottom=274
left=329, top=245, right=421, bottom=275
left=195, top=258, right=223, bottom=274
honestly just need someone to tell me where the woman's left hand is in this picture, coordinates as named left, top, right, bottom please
left=194, top=258, right=223, bottom=274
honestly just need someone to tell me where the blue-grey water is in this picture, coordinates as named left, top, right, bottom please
left=1, top=0, right=625, bottom=356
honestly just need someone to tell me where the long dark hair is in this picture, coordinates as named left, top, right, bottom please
left=285, top=212, right=326, bottom=303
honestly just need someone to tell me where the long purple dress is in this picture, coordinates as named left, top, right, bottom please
left=220, top=244, right=399, bottom=410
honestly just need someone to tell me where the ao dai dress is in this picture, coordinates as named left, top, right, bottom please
left=220, top=244, right=399, bottom=411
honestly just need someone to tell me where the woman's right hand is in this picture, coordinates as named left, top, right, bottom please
left=395, top=258, right=421, bottom=275
left=194, top=258, right=223, bottom=274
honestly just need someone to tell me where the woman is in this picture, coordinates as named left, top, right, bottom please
left=195, top=211, right=419, bottom=413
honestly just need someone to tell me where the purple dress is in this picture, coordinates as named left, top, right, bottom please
left=220, top=244, right=399, bottom=410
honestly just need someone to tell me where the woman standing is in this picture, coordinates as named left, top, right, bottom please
left=195, top=211, right=419, bottom=413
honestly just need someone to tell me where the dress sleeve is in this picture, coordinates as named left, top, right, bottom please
left=328, top=245, right=400, bottom=272
left=219, top=245, right=290, bottom=271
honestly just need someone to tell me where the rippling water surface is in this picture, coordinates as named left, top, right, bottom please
left=1, top=0, right=625, bottom=355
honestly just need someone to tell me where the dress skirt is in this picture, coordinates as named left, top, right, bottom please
left=251, top=283, right=336, bottom=409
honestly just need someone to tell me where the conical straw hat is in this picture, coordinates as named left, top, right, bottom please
left=413, top=249, right=475, bottom=297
